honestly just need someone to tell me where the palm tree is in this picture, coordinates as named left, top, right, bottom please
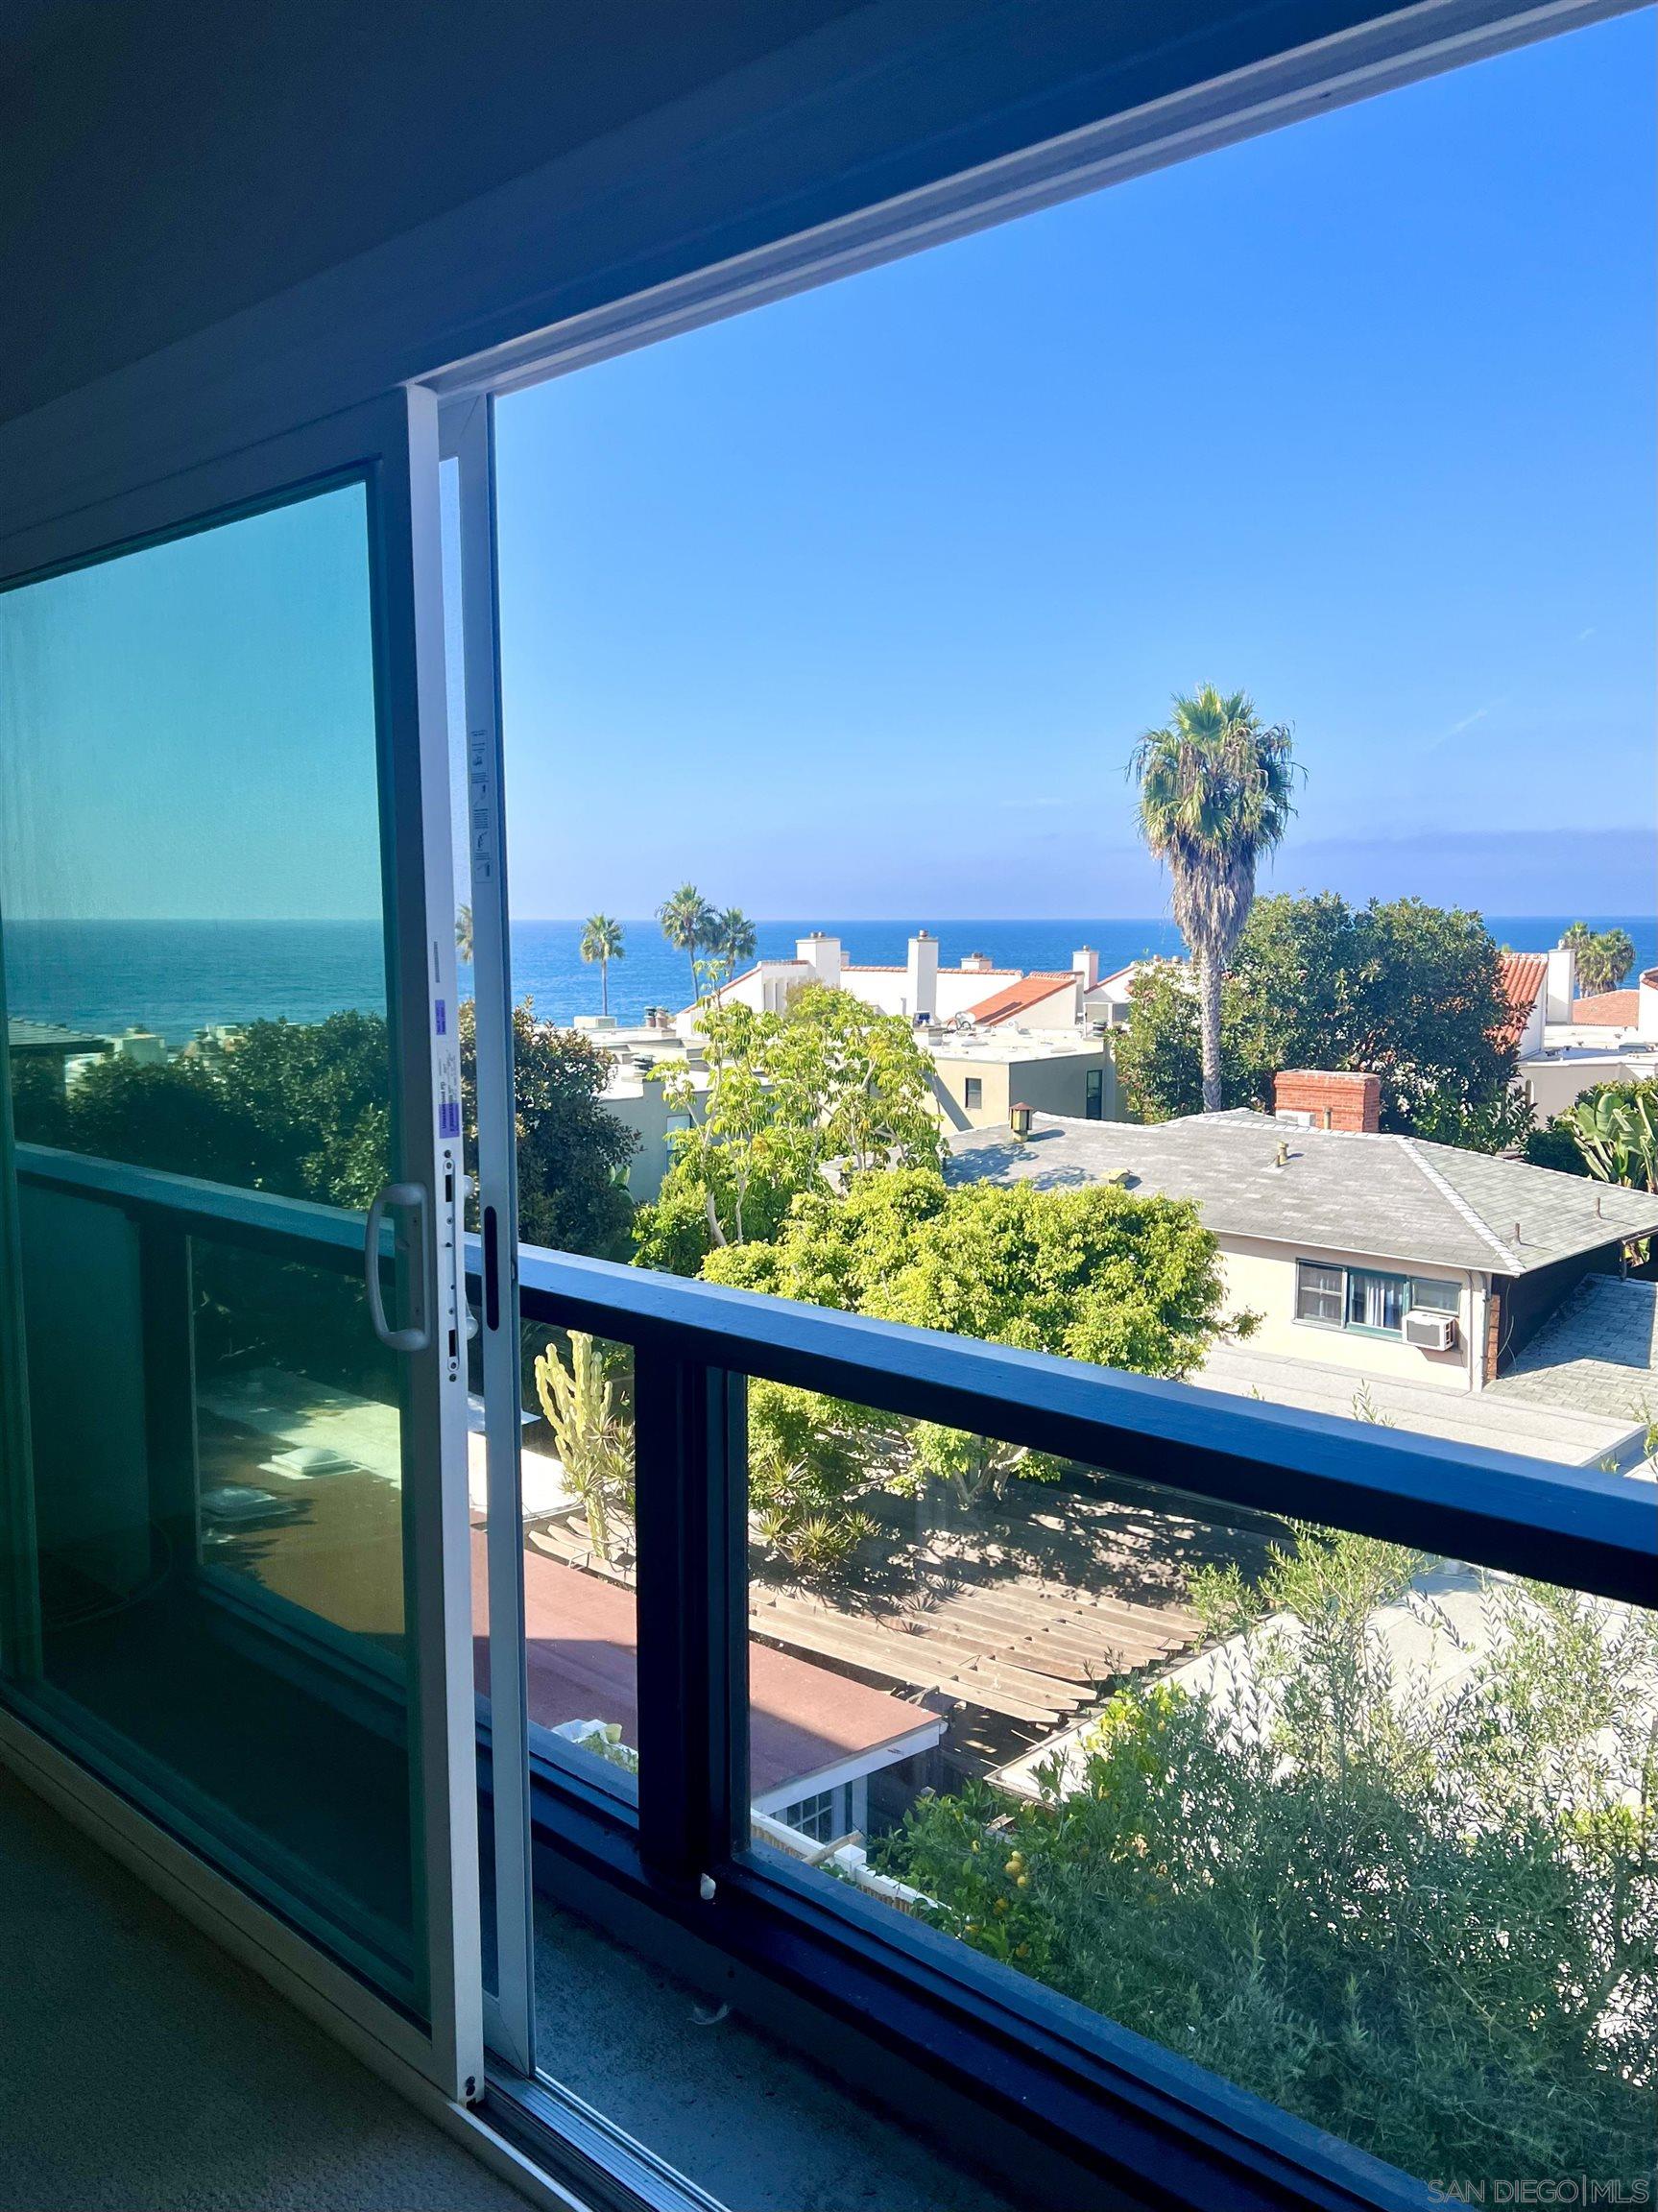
left=1130, top=687, right=1297, bottom=1114
left=710, top=906, right=757, bottom=984
left=1563, top=922, right=1635, bottom=998
left=657, top=882, right=716, bottom=1003
left=455, top=904, right=474, bottom=964
left=579, top=913, right=626, bottom=1015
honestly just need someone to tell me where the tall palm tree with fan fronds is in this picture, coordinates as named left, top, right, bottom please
left=657, top=883, right=716, bottom=1005
left=1130, top=688, right=1298, bottom=1114
left=710, top=906, right=757, bottom=986
left=579, top=914, right=626, bottom=1016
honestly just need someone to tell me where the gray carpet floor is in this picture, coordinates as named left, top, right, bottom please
left=0, top=1764, right=529, bottom=2212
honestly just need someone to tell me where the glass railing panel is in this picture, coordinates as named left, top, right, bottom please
left=744, top=1382, right=1658, bottom=2192
left=513, top=1325, right=640, bottom=1805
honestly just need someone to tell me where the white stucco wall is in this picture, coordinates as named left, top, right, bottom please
left=1519, top=1048, right=1658, bottom=1123
left=1217, top=1235, right=1478, bottom=1390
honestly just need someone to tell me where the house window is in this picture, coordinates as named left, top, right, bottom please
left=1346, top=1268, right=1407, bottom=1334
left=1294, top=1262, right=1344, bottom=1326
left=1298, top=1263, right=1459, bottom=1334
left=963, top=1076, right=982, bottom=1110
left=780, top=1789, right=840, bottom=1842
left=1085, top=1069, right=1104, bottom=1119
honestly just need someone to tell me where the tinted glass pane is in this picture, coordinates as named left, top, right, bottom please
left=0, top=484, right=426, bottom=2007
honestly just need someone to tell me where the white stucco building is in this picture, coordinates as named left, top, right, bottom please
left=691, top=928, right=1101, bottom=1028
left=1505, top=944, right=1658, bottom=1121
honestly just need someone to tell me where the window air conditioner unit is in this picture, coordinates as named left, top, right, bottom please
left=1404, top=1310, right=1458, bottom=1352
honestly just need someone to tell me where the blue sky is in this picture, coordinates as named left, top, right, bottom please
left=495, top=11, right=1656, bottom=922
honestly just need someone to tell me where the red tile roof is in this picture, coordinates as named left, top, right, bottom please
left=1497, top=951, right=1548, bottom=1046
left=963, top=974, right=1077, bottom=1026
left=1573, top=990, right=1640, bottom=1027
left=473, top=1532, right=935, bottom=1797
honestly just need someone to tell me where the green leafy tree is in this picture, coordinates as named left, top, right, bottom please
left=709, top=1170, right=1232, bottom=1375
left=20, top=1014, right=394, bottom=1206
left=708, top=1170, right=1237, bottom=1522
left=207, top=1012, right=395, bottom=1206
left=23, top=1002, right=638, bottom=1257
left=879, top=1529, right=1658, bottom=2181
left=1117, top=893, right=1532, bottom=1151
left=1128, top=688, right=1297, bottom=1113
left=1564, top=921, right=1637, bottom=998
left=456, top=905, right=474, bottom=964
left=633, top=985, right=942, bottom=1270
left=657, top=882, right=716, bottom=1006
left=578, top=913, right=626, bottom=1017
left=459, top=998, right=637, bottom=1259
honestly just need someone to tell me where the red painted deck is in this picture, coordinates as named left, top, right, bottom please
left=470, top=1531, right=936, bottom=1798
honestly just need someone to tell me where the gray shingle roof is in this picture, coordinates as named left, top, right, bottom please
left=944, top=1111, right=1658, bottom=1278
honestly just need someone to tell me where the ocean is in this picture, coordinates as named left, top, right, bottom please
left=4, top=915, right=1654, bottom=1047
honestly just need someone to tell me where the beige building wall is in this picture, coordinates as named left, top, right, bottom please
left=927, top=1045, right=1114, bottom=1133
left=600, top=1084, right=699, bottom=1202
left=928, top=1057, right=1011, bottom=1132
left=1217, top=1235, right=1479, bottom=1391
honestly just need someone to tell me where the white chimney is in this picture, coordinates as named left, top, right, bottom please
left=906, top=930, right=939, bottom=1021
left=1639, top=967, right=1658, bottom=1040
left=959, top=951, right=995, bottom=974
left=1545, top=941, right=1576, bottom=1024
left=1072, top=947, right=1099, bottom=991
left=795, top=932, right=843, bottom=990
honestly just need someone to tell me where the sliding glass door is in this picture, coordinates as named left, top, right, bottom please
left=0, top=393, right=483, bottom=2096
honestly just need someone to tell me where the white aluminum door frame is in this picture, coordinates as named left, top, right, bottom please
left=438, top=392, right=537, bottom=2078
left=0, top=386, right=484, bottom=2104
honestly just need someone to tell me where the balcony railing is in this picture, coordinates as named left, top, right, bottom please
left=11, top=1139, right=1656, bottom=2212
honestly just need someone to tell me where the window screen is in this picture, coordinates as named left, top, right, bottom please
left=1294, top=1262, right=1344, bottom=1325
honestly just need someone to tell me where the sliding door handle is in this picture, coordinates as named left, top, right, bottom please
left=365, top=1181, right=432, bottom=1354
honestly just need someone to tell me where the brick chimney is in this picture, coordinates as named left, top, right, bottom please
left=1273, top=1069, right=1381, bottom=1134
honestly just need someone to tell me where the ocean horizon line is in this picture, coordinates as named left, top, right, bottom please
left=11, top=910, right=1656, bottom=929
